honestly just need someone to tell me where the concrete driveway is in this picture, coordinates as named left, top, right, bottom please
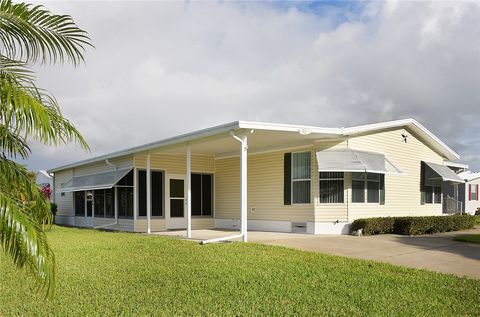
left=249, top=227, right=480, bottom=279
left=154, top=227, right=480, bottom=279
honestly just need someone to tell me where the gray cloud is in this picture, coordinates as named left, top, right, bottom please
left=20, top=1, right=480, bottom=171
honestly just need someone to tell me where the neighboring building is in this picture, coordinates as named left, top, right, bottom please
left=49, top=118, right=464, bottom=237
left=36, top=169, right=53, bottom=188
left=458, top=171, right=480, bottom=215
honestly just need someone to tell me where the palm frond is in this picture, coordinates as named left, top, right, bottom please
left=0, top=190, right=56, bottom=299
left=0, top=0, right=93, bottom=65
left=0, top=69, right=89, bottom=150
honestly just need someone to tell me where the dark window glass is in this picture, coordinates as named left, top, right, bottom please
left=292, top=180, right=311, bottom=204
left=202, top=174, right=213, bottom=216
left=117, top=187, right=133, bottom=218
left=170, top=179, right=184, bottom=198
left=75, top=191, right=85, bottom=216
left=94, top=190, right=105, bottom=217
left=319, top=172, right=344, bottom=204
left=191, top=174, right=202, bottom=216
left=152, top=171, right=163, bottom=217
left=352, top=173, right=365, bottom=203
left=138, top=170, right=146, bottom=217
left=434, top=187, right=442, bottom=204
left=367, top=180, right=380, bottom=203
left=170, top=199, right=184, bottom=217
left=425, top=186, right=434, bottom=204
left=117, top=170, right=133, bottom=186
left=105, top=188, right=115, bottom=218
left=86, top=191, right=93, bottom=217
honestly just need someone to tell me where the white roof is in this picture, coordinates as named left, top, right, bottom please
left=49, top=118, right=460, bottom=173
left=458, top=171, right=480, bottom=182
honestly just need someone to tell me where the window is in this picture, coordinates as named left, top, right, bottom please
left=351, top=173, right=385, bottom=204
left=420, top=162, right=442, bottom=205
left=138, top=170, right=164, bottom=217
left=292, top=152, right=311, bottom=204
left=94, top=190, right=105, bottom=217
left=319, top=172, right=344, bottom=203
left=470, top=184, right=478, bottom=201
left=105, top=188, right=115, bottom=218
left=352, top=173, right=365, bottom=203
left=74, top=191, right=85, bottom=216
left=367, top=173, right=380, bottom=203
left=117, top=170, right=133, bottom=219
left=191, top=173, right=213, bottom=216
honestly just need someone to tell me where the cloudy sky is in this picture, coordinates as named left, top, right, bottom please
left=22, top=0, right=480, bottom=171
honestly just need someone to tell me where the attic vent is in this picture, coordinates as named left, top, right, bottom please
left=291, top=222, right=307, bottom=233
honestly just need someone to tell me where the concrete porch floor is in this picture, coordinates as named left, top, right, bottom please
left=151, top=227, right=480, bottom=279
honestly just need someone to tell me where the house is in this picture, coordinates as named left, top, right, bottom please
left=49, top=118, right=465, bottom=239
left=457, top=171, right=480, bottom=215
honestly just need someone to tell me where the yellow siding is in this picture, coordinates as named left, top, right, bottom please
left=73, top=156, right=132, bottom=176
left=215, top=147, right=316, bottom=222
left=347, top=127, right=446, bottom=220
left=134, top=154, right=214, bottom=173
left=54, top=169, right=73, bottom=216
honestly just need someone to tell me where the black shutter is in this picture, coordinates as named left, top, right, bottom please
left=420, top=161, right=426, bottom=205
left=379, top=174, right=385, bottom=205
left=284, top=153, right=292, bottom=205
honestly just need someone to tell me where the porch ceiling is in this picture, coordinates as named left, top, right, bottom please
left=149, top=129, right=341, bottom=157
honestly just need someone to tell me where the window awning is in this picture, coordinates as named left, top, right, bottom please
left=316, top=149, right=402, bottom=174
left=423, top=162, right=464, bottom=183
left=60, top=168, right=132, bottom=192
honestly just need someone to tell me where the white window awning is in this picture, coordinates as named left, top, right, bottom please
left=423, top=161, right=464, bottom=183
left=60, top=168, right=132, bottom=192
left=316, top=149, right=402, bottom=174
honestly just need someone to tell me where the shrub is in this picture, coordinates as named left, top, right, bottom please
left=50, top=202, right=58, bottom=217
left=351, top=217, right=395, bottom=235
left=352, top=215, right=475, bottom=236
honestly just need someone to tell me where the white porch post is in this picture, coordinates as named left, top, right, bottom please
left=186, top=144, right=192, bottom=238
left=147, top=153, right=152, bottom=234
left=133, top=167, right=138, bottom=221
left=240, top=135, right=248, bottom=242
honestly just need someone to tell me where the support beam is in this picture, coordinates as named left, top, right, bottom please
left=133, top=167, right=138, bottom=221
left=147, top=153, right=151, bottom=234
left=239, top=135, right=248, bottom=242
left=186, top=144, right=192, bottom=238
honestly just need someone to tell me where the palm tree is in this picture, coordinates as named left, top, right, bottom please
left=0, top=0, right=92, bottom=298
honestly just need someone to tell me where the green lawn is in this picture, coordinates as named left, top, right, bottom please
left=454, top=234, right=480, bottom=244
left=1, top=226, right=479, bottom=316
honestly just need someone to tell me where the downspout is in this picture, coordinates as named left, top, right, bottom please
left=201, top=130, right=252, bottom=244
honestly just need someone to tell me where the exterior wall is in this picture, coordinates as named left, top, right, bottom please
left=54, top=169, right=74, bottom=225
left=346, top=127, right=446, bottom=220
left=74, top=217, right=134, bottom=231
left=215, top=147, right=316, bottom=231
left=465, top=179, right=480, bottom=214
left=134, top=218, right=214, bottom=232
left=53, top=155, right=133, bottom=227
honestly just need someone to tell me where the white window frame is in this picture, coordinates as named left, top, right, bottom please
left=291, top=151, right=312, bottom=204
left=470, top=184, right=477, bottom=201
left=351, top=172, right=382, bottom=204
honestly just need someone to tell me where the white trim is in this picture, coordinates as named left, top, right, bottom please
left=443, top=161, right=469, bottom=169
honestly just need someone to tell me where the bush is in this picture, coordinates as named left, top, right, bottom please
left=352, top=215, right=475, bottom=236
left=50, top=202, right=58, bottom=217
left=351, top=217, right=395, bottom=235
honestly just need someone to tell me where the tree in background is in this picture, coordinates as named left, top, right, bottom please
left=0, top=0, right=92, bottom=298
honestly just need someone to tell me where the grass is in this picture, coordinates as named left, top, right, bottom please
left=454, top=234, right=480, bottom=244
left=1, top=226, right=479, bottom=316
